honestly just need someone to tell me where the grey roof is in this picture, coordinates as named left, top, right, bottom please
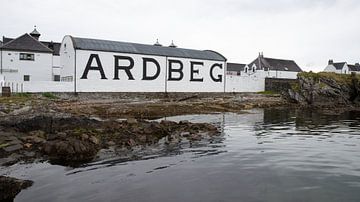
left=348, top=64, right=360, bottom=72
left=332, top=62, right=346, bottom=70
left=41, top=41, right=61, bottom=55
left=71, top=37, right=227, bottom=61
left=1, top=34, right=53, bottom=53
left=2, top=36, right=60, bottom=55
left=227, top=63, right=246, bottom=72
left=248, top=56, right=303, bottom=72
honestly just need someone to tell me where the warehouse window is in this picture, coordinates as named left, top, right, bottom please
left=20, top=53, right=35, bottom=61
left=24, top=75, right=30, bottom=81
left=54, top=75, right=60, bottom=82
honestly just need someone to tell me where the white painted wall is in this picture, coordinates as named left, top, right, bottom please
left=0, top=50, right=52, bottom=82
left=226, top=75, right=265, bottom=92
left=262, top=70, right=299, bottom=79
left=0, top=80, right=73, bottom=93
left=53, top=55, right=60, bottom=67
left=323, top=65, right=338, bottom=73
left=60, top=36, right=76, bottom=81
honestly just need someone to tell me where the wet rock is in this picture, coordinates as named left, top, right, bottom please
left=42, top=137, right=100, bottom=164
left=285, top=72, right=360, bottom=107
left=0, top=176, right=33, bottom=201
left=3, top=144, right=23, bottom=152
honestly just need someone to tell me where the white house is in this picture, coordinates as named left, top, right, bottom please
left=245, top=53, right=303, bottom=79
left=60, top=36, right=227, bottom=93
left=0, top=28, right=61, bottom=82
left=323, top=60, right=360, bottom=74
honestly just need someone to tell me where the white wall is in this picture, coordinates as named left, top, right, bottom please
left=0, top=80, right=73, bottom=93
left=323, top=65, right=338, bottom=73
left=262, top=70, right=299, bottom=79
left=226, top=75, right=265, bottom=92
left=0, top=50, right=53, bottom=82
left=53, top=55, right=60, bottom=67
left=73, top=50, right=225, bottom=92
left=60, top=36, right=76, bottom=81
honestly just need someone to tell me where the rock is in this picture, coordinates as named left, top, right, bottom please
left=3, top=144, right=23, bottom=152
left=42, top=137, right=99, bottom=164
left=22, top=136, right=46, bottom=144
left=127, top=118, right=138, bottom=124
left=81, top=134, right=89, bottom=140
left=285, top=72, right=360, bottom=107
left=24, top=151, right=36, bottom=158
left=29, top=130, right=46, bottom=138
left=107, top=141, right=116, bottom=146
left=180, top=132, right=190, bottom=137
left=23, top=143, right=32, bottom=148
left=0, top=176, right=33, bottom=201
left=10, top=106, right=32, bottom=115
left=89, top=136, right=99, bottom=145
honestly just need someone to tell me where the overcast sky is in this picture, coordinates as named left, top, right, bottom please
left=1, top=0, right=359, bottom=71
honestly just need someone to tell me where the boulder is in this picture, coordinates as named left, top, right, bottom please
left=0, top=176, right=33, bottom=201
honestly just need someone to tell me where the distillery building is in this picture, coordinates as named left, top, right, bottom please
left=60, top=36, right=227, bottom=92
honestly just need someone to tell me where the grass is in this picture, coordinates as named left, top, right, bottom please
left=257, top=91, right=278, bottom=95
left=0, top=143, right=10, bottom=149
left=42, top=92, right=58, bottom=99
left=299, top=72, right=360, bottom=85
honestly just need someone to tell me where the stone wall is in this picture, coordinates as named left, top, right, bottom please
left=265, top=78, right=297, bottom=93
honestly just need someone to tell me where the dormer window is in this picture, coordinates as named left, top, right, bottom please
left=20, top=53, right=35, bottom=61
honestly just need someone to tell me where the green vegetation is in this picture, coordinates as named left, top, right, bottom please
left=298, top=72, right=360, bottom=85
left=42, top=92, right=58, bottom=99
left=291, top=83, right=300, bottom=92
left=0, top=93, right=32, bottom=104
left=0, top=143, right=10, bottom=149
left=15, top=92, right=31, bottom=97
left=257, top=91, right=278, bottom=95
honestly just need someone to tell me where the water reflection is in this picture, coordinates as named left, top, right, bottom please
left=2, top=108, right=360, bottom=202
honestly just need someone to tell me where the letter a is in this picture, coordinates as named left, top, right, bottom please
left=80, top=54, right=107, bottom=79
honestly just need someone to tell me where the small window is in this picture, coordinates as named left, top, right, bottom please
left=54, top=75, right=60, bottom=81
left=24, top=75, right=30, bottom=81
left=20, top=53, right=35, bottom=61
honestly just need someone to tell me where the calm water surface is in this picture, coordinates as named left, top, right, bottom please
left=2, top=108, right=360, bottom=202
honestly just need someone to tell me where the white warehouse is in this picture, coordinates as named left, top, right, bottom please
left=60, top=36, right=227, bottom=93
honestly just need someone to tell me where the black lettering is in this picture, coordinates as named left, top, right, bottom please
left=114, top=55, right=135, bottom=80
left=142, top=57, right=161, bottom=80
left=190, top=61, right=204, bottom=82
left=168, top=59, right=184, bottom=81
left=210, top=63, right=223, bottom=82
left=80, top=54, right=107, bottom=79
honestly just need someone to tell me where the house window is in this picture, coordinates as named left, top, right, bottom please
left=24, top=75, right=30, bottom=81
left=54, top=75, right=60, bottom=81
left=20, top=53, right=35, bottom=61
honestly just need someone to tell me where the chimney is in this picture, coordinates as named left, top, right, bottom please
left=154, top=39, right=162, bottom=46
left=169, top=40, right=177, bottom=48
left=30, top=25, right=41, bottom=40
left=328, top=59, right=334, bottom=65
